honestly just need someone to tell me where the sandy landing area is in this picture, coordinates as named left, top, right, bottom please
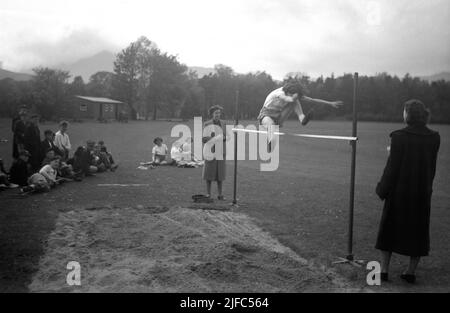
left=29, top=204, right=363, bottom=292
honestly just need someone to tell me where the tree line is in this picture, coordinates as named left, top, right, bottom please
left=1, top=36, right=449, bottom=123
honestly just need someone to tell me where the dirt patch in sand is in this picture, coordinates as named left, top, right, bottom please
left=29, top=205, right=362, bottom=292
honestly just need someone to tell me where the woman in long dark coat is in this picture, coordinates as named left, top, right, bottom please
left=12, top=111, right=28, bottom=159
left=24, top=114, right=42, bottom=172
left=202, top=105, right=229, bottom=200
left=375, top=99, right=440, bottom=284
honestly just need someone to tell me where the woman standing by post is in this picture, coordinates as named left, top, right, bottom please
left=375, top=99, right=440, bottom=284
left=202, top=105, right=229, bottom=200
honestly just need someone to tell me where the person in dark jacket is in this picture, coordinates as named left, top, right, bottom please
left=375, top=99, right=440, bottom=284
left=12, top=110, right=28, bottom=159
left=9, top=150, right=32, bottom=186
left=24, top=114, right=42, bottom=171
left=72, top=141, right=98, bottom=177
left=41, top=130, right=62, bottom=160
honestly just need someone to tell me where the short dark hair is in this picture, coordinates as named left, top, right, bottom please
left=59, top=121, right=69, bottom=127
left=49, top=156, right=60, bottom=162
left=208, top=105, right=223, bottom=117
left=44, top=129, right=53, bottom=136
left=153, top=137, right=163, bottom=144
left=404, top=99, right=430, bottom=126
left=282, top=82, right=305, bottom=97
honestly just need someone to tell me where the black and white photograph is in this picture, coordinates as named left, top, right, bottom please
left=0, top=0, right=449, bottom=299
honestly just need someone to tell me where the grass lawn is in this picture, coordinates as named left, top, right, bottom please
left=0, top=118, right=449, bottom=292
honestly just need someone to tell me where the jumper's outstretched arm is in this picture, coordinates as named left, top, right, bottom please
left=301, top=96, right=343, bottom=108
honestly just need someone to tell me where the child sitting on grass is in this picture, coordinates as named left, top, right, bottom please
left=152, top=137, right=169, bottom=165
left=9, top=150, right=32, bottom=187
left=39, top=157, right=61, bottom=187
left=93, top=143, right=118, bottom=172
left=43, top=149, right=80, bottom=180
left=71, top=142, right=98, bottom=177
left=0, top=158, right=19, bottom=190
left=98, top=140, right=118, bottom=169
left=21, top=156, right=62, bottom=193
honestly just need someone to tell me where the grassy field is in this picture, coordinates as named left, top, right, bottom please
left=0, top=118, right=449, bottom=292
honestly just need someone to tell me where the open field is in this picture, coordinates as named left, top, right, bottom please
left=0, top=118, right=449, bottom=292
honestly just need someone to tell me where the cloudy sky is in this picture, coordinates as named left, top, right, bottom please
left=1, top=0, right=449, bottom=79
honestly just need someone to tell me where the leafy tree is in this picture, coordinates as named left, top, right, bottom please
left=113, top=36, right=156, bottom=119
left=87, top=71, right=115, bottom=98
left=69, top=76, right=86, bottom=96
left=31, top=67, right=70, bottom=120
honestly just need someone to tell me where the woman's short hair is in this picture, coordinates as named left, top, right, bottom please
left=404, top=99, right=430, bottom=126
left=153, top=137, right=163, bottom=144
left=59, top=121, right=69, bottom=127
left=282, top=82, right=305, bottom=97
left=208, top=105, right=223, bottom=117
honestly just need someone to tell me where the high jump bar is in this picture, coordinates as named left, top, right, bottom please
left=231, top=128, right=358, bottom=142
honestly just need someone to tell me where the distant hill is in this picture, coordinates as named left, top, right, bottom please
left=0, top=68, right=33, bottom=81
left=189, top=66, right=216, bottom=78
left=420, top=71, right=450, bottom=82
left=59, top=50, right=116, bottom=82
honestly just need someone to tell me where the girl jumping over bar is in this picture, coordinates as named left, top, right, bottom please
left=257, top=82, right=343, bottom=151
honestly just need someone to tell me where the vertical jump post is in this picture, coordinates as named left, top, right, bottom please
left=348, top=72, right=358, bottom=260
left=334, top=72, right=364, bottom=266
left=232, top=90, right=239, bottom=205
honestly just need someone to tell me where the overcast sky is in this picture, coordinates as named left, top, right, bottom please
left=1, top=0, right=449, bottom=79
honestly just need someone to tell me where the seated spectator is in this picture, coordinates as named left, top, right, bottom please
left=72, top=143, right=97, bottom=177
left=41, top=148, right=56, bottom=166
left=53, top=155, right=82, bottom=181
left=21, top=173, right=51, bottom=194
left=169, top=137, right=203, bottom=168
left=41, top=130, right=62, bottom=160
left=170, top=138, right=193, bottom=162
left=9, top=150, right=32, bottom=186
left=54, top=121, right=71, bottom=161
left=93, top=143, right=118, bottom=172
left=0, top=158, right=19, bottom=189
left=39, top=157, right=61, bottom=188
left=22, top=156, right=70, bottom=193
left=98, top=140, right=117, bottom=166
left=152, top=137, right=169, bottom=165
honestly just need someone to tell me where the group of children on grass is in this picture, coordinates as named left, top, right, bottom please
left=139, top=136, right=203, bottom=169
left=1, top=107, right=118, bottom=194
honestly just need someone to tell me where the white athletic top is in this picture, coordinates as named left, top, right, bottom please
left=257, top=87, right=301, bottom=123
left=54, top=131, right=71, bottom=151
left=152, top=144, right=168, bottom=156
left=39, top=164, right=57, bottom=183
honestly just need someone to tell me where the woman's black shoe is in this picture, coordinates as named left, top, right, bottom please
left=400, top=274, right=416, bottom=284
left=381, top=272, right=389, bottom=282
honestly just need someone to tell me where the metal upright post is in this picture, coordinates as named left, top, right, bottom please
left=232, top=90, right=239, bottom=205
left=334, top=72, right=364, bottom=266
left=347, top=72, right=358, bottom=261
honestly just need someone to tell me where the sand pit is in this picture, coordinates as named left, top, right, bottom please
left=29, top=205, right=361, bottom=292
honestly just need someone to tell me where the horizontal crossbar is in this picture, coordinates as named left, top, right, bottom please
left=232, top=128, right=358, bottom=141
